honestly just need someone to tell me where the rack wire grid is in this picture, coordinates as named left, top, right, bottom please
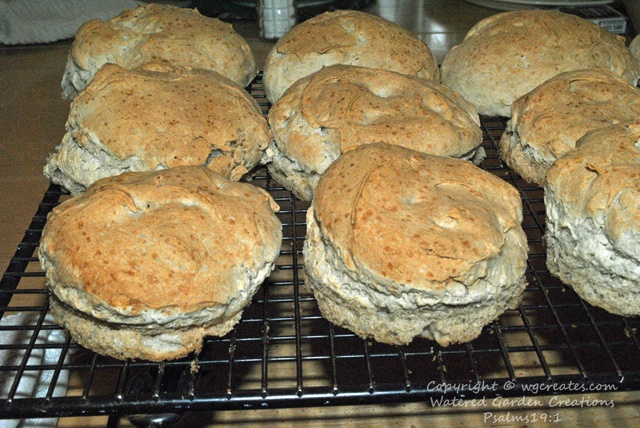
left=2, top=75, right=640, bottom=424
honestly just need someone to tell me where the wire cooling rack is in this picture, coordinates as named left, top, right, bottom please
left=2, top=76, right=640, bottom=425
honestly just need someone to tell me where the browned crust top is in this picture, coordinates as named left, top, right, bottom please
left=312, top=143, right=523, bottom=289
left=510, top=68, right=640, bottom=160
left=69, top=62, right=271, bottom=178
left=41, top=166, right=281, bottom=314
left=441, top=10, right=639, bottom=116
left=546, top=121, right=640, bottom=242
left=268, top=64, right=481, bottom=172
left=71, top=3, right=256, bottom=86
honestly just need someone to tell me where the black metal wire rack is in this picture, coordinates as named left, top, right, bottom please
left=2, top=76, right=640, bottom=426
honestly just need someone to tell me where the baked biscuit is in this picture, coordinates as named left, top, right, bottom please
left=39, top=166, right=282, bottom=361
left=441, top=10, right=639, bottom=117
left=265, top=64, right=483, bottom=201
left=304, top=143, right=528, bottom=346
left=47, top=62, right=271, bottom=195
left=545, top=121, right=640, bottom=316
left=263, top=10, right=440, bottom=103
left=499, top=68, right=640, bottom=186
left=62, top=3, right=256, bottom=99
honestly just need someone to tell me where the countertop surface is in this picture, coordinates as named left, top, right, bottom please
left=2, top=1, right=640, bottom=426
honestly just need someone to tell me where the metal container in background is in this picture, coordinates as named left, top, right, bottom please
left=193, top=1, right=375, bottom=26
left=257, top=0, right=297, bottom=40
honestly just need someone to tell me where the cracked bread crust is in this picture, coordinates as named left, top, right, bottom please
left=545, top=121, right=640, bottom=316
left=441, top=10, right=640, bottom=117
left=61, top=3, right=256, bottom=99
left=39, top=166, right=282, bottom=361
left=303, top=143, right=528, bottom=346
left=265, top=64, right=483, bottom=201
left=46, top=63, right=271, bottom=195
left=499, top=69, right=640, bottom=186
left=263, top=10, right=440, bottom=104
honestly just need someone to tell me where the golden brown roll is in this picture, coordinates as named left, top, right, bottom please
left=545, top=121, right=640, bottom=317
left=265, top=64, right=482, bottom=201
left=46, top=62, right=271, bottom=195
left=304, top=143, right=528, bottom=346
left=499, top=68, right=640, bottom=186
left=441, top=10, right=639, bottom=117
left=39, top=166, right=282, bottom=361
left=263, top=10, right=440, bottom=104
left=61, top=3, right=257, bottom=99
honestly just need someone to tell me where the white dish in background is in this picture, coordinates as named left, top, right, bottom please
left=465, top=0, right=613, bottom=10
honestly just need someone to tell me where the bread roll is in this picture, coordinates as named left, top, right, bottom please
left=46, top=62, right=271, bottom=195
left=545, top=121, right=640, bottom=317
left=441, top=10, right=639, bottom=117
left=304, top=143, right=528, bottom=346
left=61, top=3, right=256, bottom=99
left=630, top=34, right=640, bottom=67
left=39, top=166, right=282, bottom=361
left=263, top=10, right=440, bottom=104
left=265, top=64, right=483, bottom=201
left=500, top=68, right=640, bottom=186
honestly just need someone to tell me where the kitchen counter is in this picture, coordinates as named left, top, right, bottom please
left=2, top=1, right=640, bottom=426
